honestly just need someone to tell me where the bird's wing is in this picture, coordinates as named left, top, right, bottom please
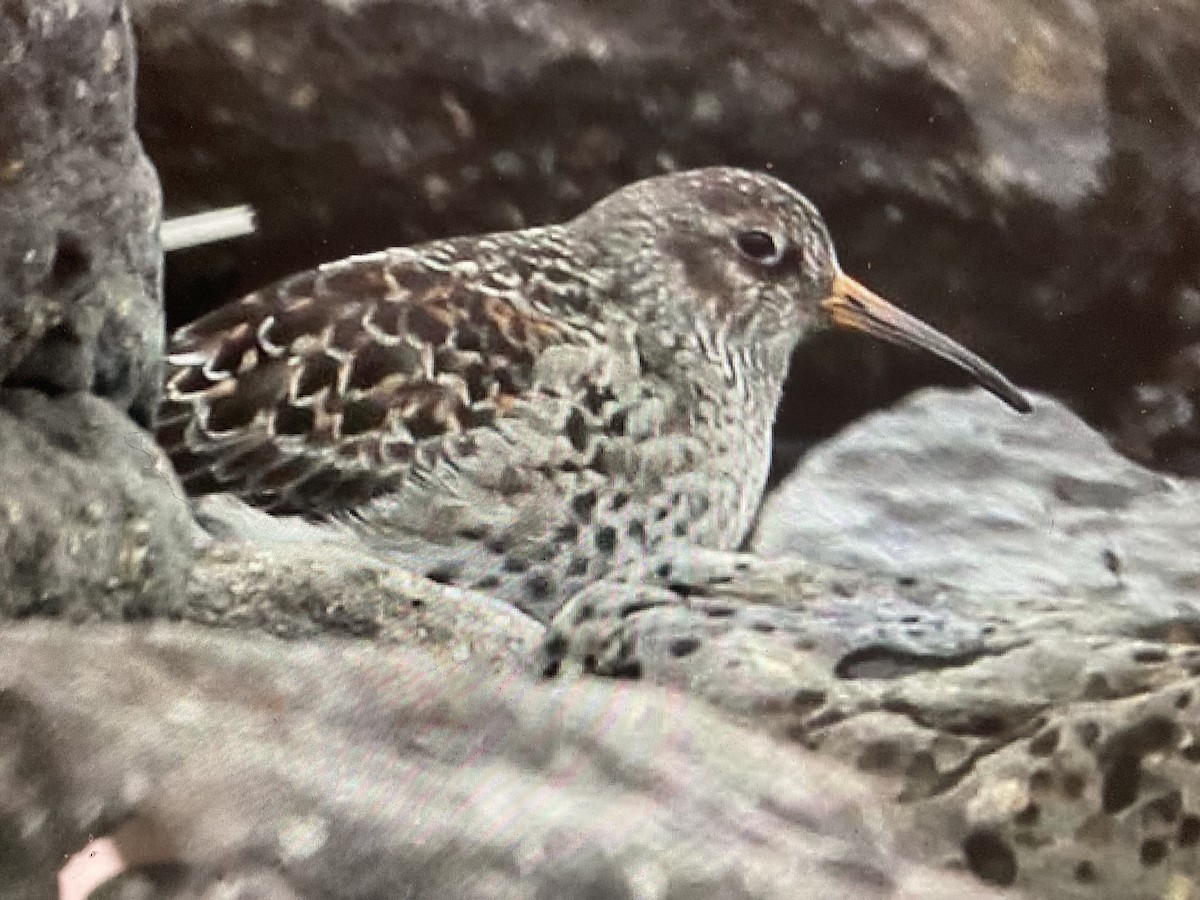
left=156, top=242, right=598, bottom=515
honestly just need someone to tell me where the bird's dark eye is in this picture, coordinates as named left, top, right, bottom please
left=735, top=229, right=785, bottom=265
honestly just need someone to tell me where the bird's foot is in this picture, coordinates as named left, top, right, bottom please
left=651, top=547, right=782, bottom=593
left=536, top=548, right=1000, bottom=697
left=537, top=580, right=680, bottom=678
left=536, top=549, right=807, bottom=679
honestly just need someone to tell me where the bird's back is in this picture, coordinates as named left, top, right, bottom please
left=158, top=232, right=596, bottom=514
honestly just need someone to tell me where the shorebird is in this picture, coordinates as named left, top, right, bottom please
left=156, top=167, right=1029, bottom=624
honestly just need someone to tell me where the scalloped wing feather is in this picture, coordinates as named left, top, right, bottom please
left=156, top=243, right=591, bottom=515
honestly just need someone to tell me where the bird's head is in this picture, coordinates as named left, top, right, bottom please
left=576, top=167, right=1030, bottom=413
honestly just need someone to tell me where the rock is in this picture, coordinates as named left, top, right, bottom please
left=8, top=384, right=1196, bottom=898
left=0, top=0, right=164, bottom=423
left=0, top=1, right=190, bottom=621
left=755, top=387, right=1199, bottom=633
left=131, top=0, right=1200, bottom=467
left=1113, top=343, right=1200, bottom=476
left=182, top=494, right=542, bottom=670
left=906, top=670, right=1200, bottom=899
left=0, top=390, right=191, bottom=619
left=0, top=621, right=1009, bottom=900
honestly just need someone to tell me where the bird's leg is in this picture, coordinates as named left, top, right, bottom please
left=538, top=579, right=684, bottom=678
left=536, top=547, right=792, bottom=678
left=537, top=546, right=998, bottom=685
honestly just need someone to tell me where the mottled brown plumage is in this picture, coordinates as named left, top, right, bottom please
left=158, top=167, right=1028, bottom=622
left=158, top=245, right=579, bottom=514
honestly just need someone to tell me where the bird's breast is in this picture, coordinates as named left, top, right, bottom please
left=339, top=373, right=774, bottom=618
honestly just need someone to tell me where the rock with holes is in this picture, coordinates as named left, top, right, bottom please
left=544, top=581, right=1200, bottom=898
left=906, top=665, right=1200, bottom=897
left=536, top=554, right=1008, bottom=708
left=0, top=390, right=191, bottom=619
left=0, top=621, right=1012, bottom=899
left=0, top=0, right=163, bottom=422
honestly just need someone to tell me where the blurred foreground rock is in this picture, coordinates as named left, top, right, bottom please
left=132, top=0, right=1200, bottom=470
left=0, top=622, right=1007, bottom=900
left=0, top=390, right=190, bottom=619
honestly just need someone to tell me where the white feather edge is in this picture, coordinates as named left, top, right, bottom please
left=161, top=205, right=257, bottom=252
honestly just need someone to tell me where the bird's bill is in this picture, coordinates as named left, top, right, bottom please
left=820, top=272, right=1032, bottom=413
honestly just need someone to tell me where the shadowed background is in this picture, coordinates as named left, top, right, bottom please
left=132, top=0, right=1200, bottom=477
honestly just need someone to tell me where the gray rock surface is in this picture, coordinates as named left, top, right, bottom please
left=0, top=390, right=191, bottom=620
left=130, top=0, right=1200, bottom=468
left=0, top=622, right=1009, bottom=900
left=1, top=0, right=164, bottom=422
left=184, top=497, right=541, bottom=670
left=745, top=391, right=1200, bottom=899
left=0, top=0, right=191, bottom=628
left=755, top=388, right=1200, bottom=633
